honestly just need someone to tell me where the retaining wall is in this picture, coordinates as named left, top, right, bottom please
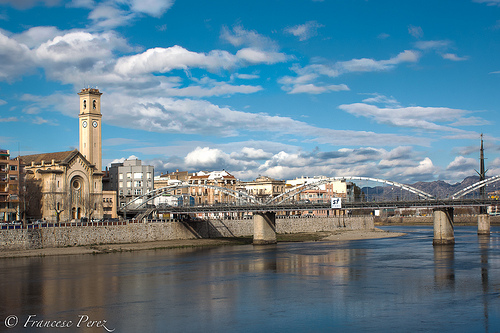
left=0, top=216, right=374, bottom=251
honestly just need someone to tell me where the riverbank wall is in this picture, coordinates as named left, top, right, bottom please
left=376, top=215, right=500, bottom=225
left=0, top=216, right=374, bottom=251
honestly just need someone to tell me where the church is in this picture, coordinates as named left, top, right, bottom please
left=19, top=88, right=116, bottom=222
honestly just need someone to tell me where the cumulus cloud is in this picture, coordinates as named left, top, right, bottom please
left=221, top=25, right=278, bottom=50
left=0, top=32, right=34, bottom=80
left=185, top=147, right=231, bottom=169
left=339, top=100, right=484, bottom=134
left=145, top=143, right=447, bottom=184
left=441, top=53, right=469, bottom=61
left=337, top=50, right=420, bottom=72
left=115, top=46, right=239, bottom=75
left=70, top=0, right=176, bottom=29
left=36, top=31, right=127, bottom=64
left=278, top=50, right=419, bottom=94
left=414, top=40, right=451, bottom=51
left=473, top=0, right=500, bottom=6
left=408, top=25, right=423, bottom=38
left=0, top=27, right=272, bottom=98
left=0, top=0, right=61, bottom=9
left=12, top=26, right=63, bottom=48
left=284, top=21, right=324, bottom=41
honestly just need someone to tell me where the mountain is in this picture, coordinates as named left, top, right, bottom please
left=361, top=176, right=500, bottom=201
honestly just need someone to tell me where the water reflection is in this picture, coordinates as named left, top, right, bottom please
left=433, top=244, right=455, bottom=288
left=1, top=227, right=500, bottom=332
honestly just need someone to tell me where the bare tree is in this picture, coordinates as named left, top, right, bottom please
left=19, top=171, right=43, bottom=223
left=83, top=193, right=102, bottom=221
left=45, top=174, right=64, bottom=222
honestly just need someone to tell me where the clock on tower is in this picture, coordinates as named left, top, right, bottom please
left=78, top=88, right=103, bottom=172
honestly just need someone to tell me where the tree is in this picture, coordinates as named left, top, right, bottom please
left=45, top=173, right=64, bottom=222
left=19, top=171, right=43, bottom=223
left=83, top=193, right=102, bottom=221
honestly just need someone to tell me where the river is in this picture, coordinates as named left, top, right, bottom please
left=1, top=226, right=500, bottom=332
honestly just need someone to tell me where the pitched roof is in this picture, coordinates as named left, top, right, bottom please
left=18, top=149, right=79, bottom=166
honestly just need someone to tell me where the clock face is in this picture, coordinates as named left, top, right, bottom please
left=92, top=121, right=98, bottom=128
left=82, top=121, right=87, bottom=128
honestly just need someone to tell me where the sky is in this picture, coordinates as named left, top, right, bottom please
left=0, top=0, right=499, bottom=184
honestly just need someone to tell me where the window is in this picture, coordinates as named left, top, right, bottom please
left=126, top=181, right=131, bottom=188
left=9, top=165, right=16, bottom=171
left=135, top=180, right=142, bottom=187
left=119, top=174, right=123, bottom=180
left=9, top=175, right=17, bottom=181
left=119, top=181, right=123, bottom=188
left=126, top=172, right=132, bottom=179
left=134, top=188, right=142, bottom=195
left=134, top=172, right=143, bottom=179
left=147, top=172, right=151, bottom=179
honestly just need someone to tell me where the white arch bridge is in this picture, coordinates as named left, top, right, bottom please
left=119, top=176, right=500, bottom=216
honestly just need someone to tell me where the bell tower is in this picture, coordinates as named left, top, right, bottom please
left=78, top=88, right=102, bottom=172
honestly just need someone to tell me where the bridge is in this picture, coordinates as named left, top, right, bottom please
left=119, top=176, right=500, bottom=245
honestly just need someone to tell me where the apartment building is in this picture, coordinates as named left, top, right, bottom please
left=105, top=157, right=154, bottom=208
left=0, top=149, right=20, bottom=221
left=188, top=170, right=237, bottom=205
left=243, top=176, right=286, bottom=202
left=153, top=170, right=192, bottom=207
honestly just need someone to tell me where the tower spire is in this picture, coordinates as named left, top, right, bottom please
left=477, top=134, right=487, bottom=213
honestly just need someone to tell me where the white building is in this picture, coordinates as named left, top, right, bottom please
left=105, top=157, right=154, bottom=208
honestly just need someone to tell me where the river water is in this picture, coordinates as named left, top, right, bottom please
left=1, top=226, right=500, bottom=332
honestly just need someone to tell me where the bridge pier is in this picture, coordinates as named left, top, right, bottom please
left=433, top=208, right=455, bottom=245
left=478, top=214, right=490, bottom=235
left=253, top=212, right=277, bottom=245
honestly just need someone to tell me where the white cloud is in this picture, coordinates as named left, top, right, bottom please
left=115, top=46, right=238, bottom=75
left=236, top=48, right=289, bottom=64
left=36, top=31, right=125, bottom=63
left=74, top=0, right=176, bottom=29
left=278, top=50, right=419, bottom=94
left=24, top=91, right=423, bottom=148
left=339, top=102, right=483, bottom=133
left=13, top=26, right=63, bottom=48
left=0, top=32, right=34, bottom=80
left=185, top=147, right=231, bottom=168
left=414, top=40, right=451, bottom=50
left=234, top=73, right=260, bottom=80
left=338, top=50, right=420, bottom=72
left=129, top=0, right=175, bottom=17
left=408, top=25, right=423, bottom=38
left=473, top=0, right=500, bottom=6
left=441, top=53, right=469, bottom=61
left=401, top=157, right=437, bottom=177
left=285, top=21, right=324, bottom=41
left=220, top=25, right=277, bottom=50
left=287, top=83, right=349, bottom=94
left=0, top=0, right=61, bottom=9
left=361, top=93, right=401, bottom=108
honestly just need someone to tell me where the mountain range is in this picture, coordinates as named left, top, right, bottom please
left=361, top=176, right=500, bottom=201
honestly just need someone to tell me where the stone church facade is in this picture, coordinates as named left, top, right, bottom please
left=19, top=88, right=107, bottom=222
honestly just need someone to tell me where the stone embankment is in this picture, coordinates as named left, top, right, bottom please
left=0, top=216, right=374, bottom=251
left=376, top=214, right=500, bottom=225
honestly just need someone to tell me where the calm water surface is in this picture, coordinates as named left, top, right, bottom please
left=1, top=226, right=500, bottom=332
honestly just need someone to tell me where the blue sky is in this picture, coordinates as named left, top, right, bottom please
left=0, top=0, right=499, bottom=183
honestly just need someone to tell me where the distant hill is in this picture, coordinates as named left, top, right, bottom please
left=361, top=176, right=500, bottom=201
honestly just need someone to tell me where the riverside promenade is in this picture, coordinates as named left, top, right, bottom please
left=0, top=215, right=374, bottom=252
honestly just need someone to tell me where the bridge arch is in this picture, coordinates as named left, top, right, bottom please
left=120, top=183, right=262, bottom=211
left=266, top=176, right=434, bottom=205
left=450, top=175, right=500, bottom=199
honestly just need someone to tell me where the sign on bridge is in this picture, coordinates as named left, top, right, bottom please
left=331, top=197, right=342, bottom=209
